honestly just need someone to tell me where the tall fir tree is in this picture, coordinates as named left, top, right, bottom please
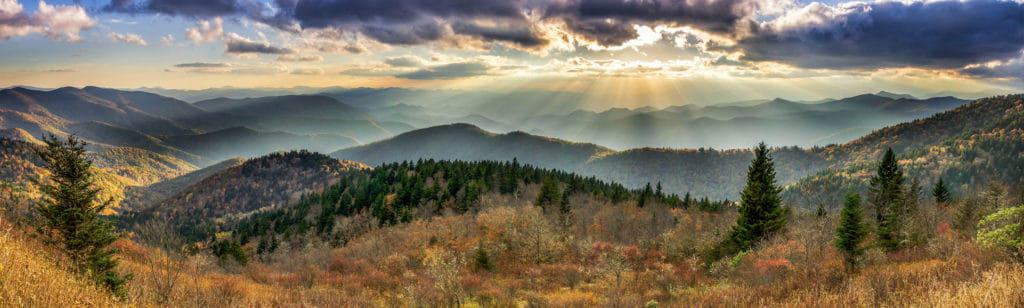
left=932, top=177, right=952, bottom=205
left=536, top=176, right=561, bottom=211
left=638, top=182, right=653, bottom=208
left=870, top=148, right=906, bottom=251
left=34, top=134, right=130, bottom=298
left=731, top=142, right=787, bottom=251
left=835, top=193, right=869, bottom=272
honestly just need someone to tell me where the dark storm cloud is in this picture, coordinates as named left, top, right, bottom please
left=103, top=0, right=241, bottom=17
left=397, top=62, right=490, bottom=80
left=97, top=0, right=1024, bottom=73
left=360, top=21, right=446, bottom=45
left=960, top=58, right=1024, bottom=79
left=100, top=0, right=752, bottom=48
left=451, top=21, right=547, bottom=47
left=545, top=0, right=759, bottom=46
left=738, top=1, right=1024, bottom=69
left=290, top=0, right=526, bottom=28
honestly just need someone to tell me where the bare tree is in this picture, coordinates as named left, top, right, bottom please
left=136, top=220, right=186, bottom=303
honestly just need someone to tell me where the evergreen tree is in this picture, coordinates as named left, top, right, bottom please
left=870, top=148, right=906, bottom=251
left=730, top=142, right=787, bottom=251
left=932, top=177, right=952, bottom=205
left=835, top=193, right=868, bottom=272
left=638, top=182, right=653, bottom=208
left=473, top=243, right=494, bottom=272
left=536, top=176, right=561, bottom=210
left=954, top=199, right=978, bottom=232
left=34, top=134, right=130, bottom=298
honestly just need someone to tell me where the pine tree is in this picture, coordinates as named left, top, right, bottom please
left=932, top=177, right=952, bottom=205
left=536, top=176, right=561, bottom=210
left=954, top=199, right=978, bottom=232
left=34, top=134, right=130, bottom=298
left=731, top=142, right=787, bottom=251
left=870, top=148, right=906, bottom=251
left=638, top=182, right=653, bottom=208
left=835, top=193, right=868, bottom=272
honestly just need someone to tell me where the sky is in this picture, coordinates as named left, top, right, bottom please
left=0, top=0, right=1022, bottom=107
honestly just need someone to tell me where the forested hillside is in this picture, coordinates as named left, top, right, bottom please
left=333, top=123, right=827, bottom=199
left=132, top=151, right=368, bottom=238
left=0, top=138, right=194, bottom=213
left=786, top=94, right=1024, bottom=208
left=333, top=123, right=615, bottom=170
left=0, top=87, right=407, bottom=166
left=120, top=157, right=246, bottom=212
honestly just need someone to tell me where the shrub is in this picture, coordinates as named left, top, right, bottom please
left=976, top=204, right=1024, bottom=260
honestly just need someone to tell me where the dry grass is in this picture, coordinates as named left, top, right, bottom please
left=0, top=219, right=118, bottom=307
left=5, top=196, right=1024, bottom=307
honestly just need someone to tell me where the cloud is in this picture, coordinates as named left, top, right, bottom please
left=451, top=20, right=547, bottom=47
left=104, top=0, right=239, bottom=17
left=169, top=62, right=287, bottom=74
left=95, top=0, right=762, bottom=51
left=161, top=34, right=174, bottom=46
left=544, top=0, right=765, bottom=46
left=290, top=67, right=324, bottom=75
left=185, top=17, right=223, bottom=44
left=109, top=32, right=147, bottom=46
left=277, top=54, right=323, bottom=62
left=737, top=1, right=1024, bottom=69
left=961, top=56, right=1024, bottom=80
left=359, top=20, right=447, bottom=45
left=225, top=32, right=294, bottom=54
left=174, top=62, right=228, bottom=68
left=290, top=0, right=525, bottom=29
left=397, top=62, right=490, bottom=80
left=0, top=0, right=95, bottom=42
left=384, top=55, right=426, bottom=67
left=92, top=0, right=1024, bottom=75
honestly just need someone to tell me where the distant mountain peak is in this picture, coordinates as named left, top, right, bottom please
left=875, top=91, right=917, bottom=100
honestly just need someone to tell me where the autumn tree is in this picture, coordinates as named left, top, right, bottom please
left=731, top=142, right=787, bottom=251
left=34, top=134, right=130, bottom=297
left=835, top=193, right=868, bottom=272
left=870, top=148, right=906, bottom=251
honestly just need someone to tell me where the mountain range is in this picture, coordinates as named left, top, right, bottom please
left=332, top=95, right=1022, bottom=202
left=1, top=86, right=1014, bottom=210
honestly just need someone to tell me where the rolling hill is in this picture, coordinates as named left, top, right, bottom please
left=120, top=157, right=246, bottom=212
left=331, top=123, right=828, bottom=199
left=134, top=151, right=367, bottom=238
left=510, top=94, right=969, bottom=149
left=332, top=123, right=615, bottom=170
left=330, top=94, right=1020, bottom=202
left=0, top=87, right=389, bottom=165
left=161, top=126, right=358, bottom=164
left=194, top=95, right=368, bottom=120
left=785, top=94, right=1024, bottom=208
left=0, top=138, right=195, bottom=213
